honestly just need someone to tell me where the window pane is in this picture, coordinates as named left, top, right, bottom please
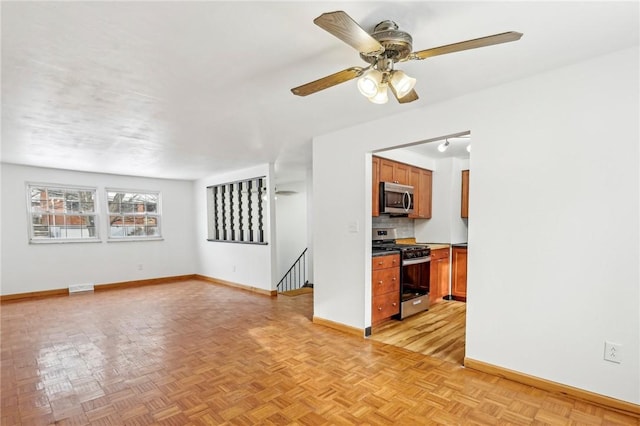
left=27, top=184, right=99, bottom=242
left=81, top=202, right=94, bottom=212
left=105, top=189, right=161, bottom=239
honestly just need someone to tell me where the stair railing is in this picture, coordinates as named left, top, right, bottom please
left=277, top=248, right=309, bottom=292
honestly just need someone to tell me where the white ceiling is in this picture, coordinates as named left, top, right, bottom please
left=2, top=2, right=638, bottom=182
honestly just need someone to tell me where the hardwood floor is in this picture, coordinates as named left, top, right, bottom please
left=370, top=300, right=466, bottom=365
left=1, top=280, right=638, bottom=425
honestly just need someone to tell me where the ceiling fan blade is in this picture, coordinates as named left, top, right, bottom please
left=291, top=67, right=364, bottom=97
left=409, top=31, right=523, bottom=61
left=314, top=11, right=384, bottom=56
left=389, top=85, right=419, bottom=104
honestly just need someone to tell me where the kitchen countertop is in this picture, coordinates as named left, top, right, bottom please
left=372, top=249, right=400, bottom=257
left=420, top=243, right=450, bottom=250
left=399, top=238, right=452, bottom=251
left=372, top=238, right=465, bottom=256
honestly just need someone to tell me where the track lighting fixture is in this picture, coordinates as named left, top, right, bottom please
left=437, top=140, right=450, bottom=152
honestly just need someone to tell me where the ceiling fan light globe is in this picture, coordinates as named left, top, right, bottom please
left=390, top=70, right=416, bottom=98
left=357, top=69, right=383, bottom=98
left=368, top=84, right=389, bottom=104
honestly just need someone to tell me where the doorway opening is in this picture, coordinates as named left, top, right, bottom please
left=369, top=132, right=470, bottom=365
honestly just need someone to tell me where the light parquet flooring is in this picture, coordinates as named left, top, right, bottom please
left=1, top=280, right=638, bottom=425
left=370, top=300, right=467, bottom=365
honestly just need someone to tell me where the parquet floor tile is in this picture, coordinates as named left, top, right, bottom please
left=1, top=280, right=638, bottom=425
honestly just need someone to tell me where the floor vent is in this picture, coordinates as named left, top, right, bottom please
left=69, top=283, right=94, bottom=294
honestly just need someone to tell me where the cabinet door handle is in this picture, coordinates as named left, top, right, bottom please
left=378, top=306, right=383, bottom=311
left=392, top=302, right=397, bottom=306
left=377, top=261, right=383, bottom=265
left=392, top=277, right=397, bottom=281
left=378, top=280, right=383, bottom=285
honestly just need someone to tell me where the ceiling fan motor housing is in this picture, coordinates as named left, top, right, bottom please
left=360, top=20, right=413, bottom=64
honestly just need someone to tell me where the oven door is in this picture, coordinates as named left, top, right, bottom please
left=400, top=256, right=430, bottom=319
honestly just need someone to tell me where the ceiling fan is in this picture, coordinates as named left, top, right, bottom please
left=291, top=11, right=523, bottom=104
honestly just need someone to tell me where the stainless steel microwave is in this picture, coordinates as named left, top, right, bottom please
left=380, top=182, right=414, bottom=214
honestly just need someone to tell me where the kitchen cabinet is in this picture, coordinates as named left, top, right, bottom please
left=429, top=247, right=450, bottom=305
left=461, top=169, right=469, bottom=218
left=372, top=156, right=380, bottom=217
left=373, top=156, right=432, bottom=218
left=409, top=167, right=432, bottom=219
left=451, top=246, right=467, bottom=301
left=372, top=253, right=400, bottom=324
left=379, top=158, right=410, bottom=185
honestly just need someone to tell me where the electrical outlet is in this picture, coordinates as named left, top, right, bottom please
left=604, top=341, right=622, bottom=364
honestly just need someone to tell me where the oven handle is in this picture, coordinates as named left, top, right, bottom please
left=402, top=256, right=431, bottom=266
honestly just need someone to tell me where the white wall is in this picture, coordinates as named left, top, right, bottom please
left=312, top=47, right=639, bottom=403
left=0, top=164, right=197, bottom=295
left=275, top=180, right=308, bottom=283
left=194, top=164, right=277, bottom=291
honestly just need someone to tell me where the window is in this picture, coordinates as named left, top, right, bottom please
left=27, top=184, right=99, bottom=243
left=107, top=189, right=161, bottom=240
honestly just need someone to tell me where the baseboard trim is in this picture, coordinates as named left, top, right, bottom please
left=464, top=358, right=640, bottom=417
left=0, top=288, right=69, bottom=303
left=95, top=275, right=196, bottom=292
left=0, top=275, right=197, bottom=303
left=312, top=316, right=364, bottom=337
left=194, top=274, right=277, bottom=297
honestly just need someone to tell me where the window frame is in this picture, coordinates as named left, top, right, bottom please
left=26, top=182, right=100, bottom=244
left=105, top=188, right=163, bottom=242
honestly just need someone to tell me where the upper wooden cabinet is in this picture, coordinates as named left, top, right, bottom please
left=409, top=167, right=432, bottom=219
left=461, top=169, right=469, bottom=218
left=379, top=158, right=410, bottom=185
left=373, top=156, right=432, bottom=219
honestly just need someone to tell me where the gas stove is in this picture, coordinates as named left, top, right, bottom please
left=373, top=228, right=432, bottom=319
left=372, top=229, right=431, bottom=260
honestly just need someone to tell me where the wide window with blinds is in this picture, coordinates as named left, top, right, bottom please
left=207, top=177, right=267, bottom=244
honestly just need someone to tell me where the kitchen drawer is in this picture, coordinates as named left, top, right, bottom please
left=372, top=291, right=400, bottom=323
left=372, top=254, right=400, bottom=270
left=372, top=268, right=400, bottom=294
left=430, top=248, right=450, bottom=260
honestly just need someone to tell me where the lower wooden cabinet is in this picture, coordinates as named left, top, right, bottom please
left=429, top=248, right=450, bottom=305
left=452, top=246, right=468, bottom=301
left=372, top=254, right=400, bottom=324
